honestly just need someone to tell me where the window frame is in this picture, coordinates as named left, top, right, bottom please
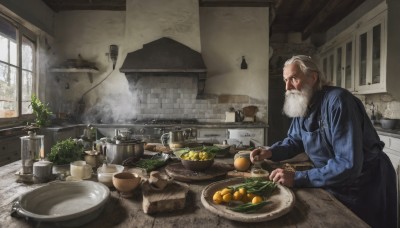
left=0, top=13, right=37, bottom=125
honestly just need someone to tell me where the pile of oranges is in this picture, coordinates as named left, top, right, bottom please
left=212, top=187, right=263, bottom=205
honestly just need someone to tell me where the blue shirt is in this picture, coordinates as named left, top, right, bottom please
left=269, top=86, right=383, bottom=188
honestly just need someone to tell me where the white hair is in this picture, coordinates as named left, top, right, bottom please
left=284, top=55, right=328, bottom=91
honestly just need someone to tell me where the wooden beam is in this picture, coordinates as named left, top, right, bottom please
left=302, top=0, right=342, bottom=39
left=199, top=0, right=274, bottom=7
left=302, top=0, right=364, bottom=40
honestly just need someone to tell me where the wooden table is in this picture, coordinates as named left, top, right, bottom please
left=0, top=160, right=369, bottom=228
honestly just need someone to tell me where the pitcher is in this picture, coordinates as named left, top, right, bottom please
left=160, top=130, right=185, bottom=148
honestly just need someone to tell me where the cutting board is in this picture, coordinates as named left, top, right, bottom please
left=165, top=162, right=234, bottom=182
left=142, top=181, right=189, bottom=214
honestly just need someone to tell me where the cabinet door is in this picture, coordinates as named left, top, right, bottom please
left=344, top=40, right=355, bottom=91
left=0, top=138, right=21, bottom=166
left=197, top=128, right=228, bottom=144
left=321, top=38, right=354, bottom=92
left=355, top=14, right=386, bottom=93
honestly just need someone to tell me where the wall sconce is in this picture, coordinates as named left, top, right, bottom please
left=109, top=44, right=118, bottom=70
left=241, top=56, right=248, bottom=70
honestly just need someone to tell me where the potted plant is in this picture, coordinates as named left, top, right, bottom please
left=48, top=138, right=84, bottom=165
left=29, top=95, right=52, bottom=128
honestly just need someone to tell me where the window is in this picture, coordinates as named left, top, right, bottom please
left=0, top=14, right=36, bottom=120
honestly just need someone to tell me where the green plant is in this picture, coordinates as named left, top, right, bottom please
left=30, top=95, right=52, bottom=127
left=48, top=138, right=84, bottom=165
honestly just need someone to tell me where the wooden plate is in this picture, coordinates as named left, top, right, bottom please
left=201, top=177, right=295, bottom=222
left=165, top=162, right=234, bottom=182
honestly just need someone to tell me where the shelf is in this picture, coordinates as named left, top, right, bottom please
left=49, top=68, right=99, bottom=83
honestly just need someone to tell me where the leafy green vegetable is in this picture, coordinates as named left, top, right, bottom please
left=134, top=159, right=166, bottom=172
left=228, top=201, right=271, bottom=213
left=48, top=138, right=84, bottom=165
left=229, top=178, right=277, bottom=197
left=30, top=95, right=52, bottom=127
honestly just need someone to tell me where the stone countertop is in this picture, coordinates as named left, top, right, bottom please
left=374, top=124, right=400, bottom=139
left=0, top=160, right=369, bottom=228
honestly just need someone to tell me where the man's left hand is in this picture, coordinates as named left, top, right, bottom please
left=269, top=168, right=295, bottom=187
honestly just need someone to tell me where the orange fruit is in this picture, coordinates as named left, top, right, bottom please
left=234, top=157, right=251, bottom=171
left=233, top=191, right=243, bottom=201
left=252, top=196, right=263, bottom=204
left=220, top=188, right=232, bottom=196
left=213, top=192, right=223, bottom=204
left=222, top=193, right=232, bottom=203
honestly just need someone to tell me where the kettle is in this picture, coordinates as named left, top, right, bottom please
left=235, top=110, right=244, bottom=122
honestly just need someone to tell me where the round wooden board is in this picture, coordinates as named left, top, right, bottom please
left=201, top=177, right=295, bottom=222
left=165, top=162, right=234, bottom=182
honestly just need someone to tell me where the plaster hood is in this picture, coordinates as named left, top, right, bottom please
left=120, top=37, right=207, bottom=95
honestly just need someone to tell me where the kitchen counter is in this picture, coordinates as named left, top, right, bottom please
left=374, top=124, right=400, bottom=139
left=0, top=159, right=368, bottom=228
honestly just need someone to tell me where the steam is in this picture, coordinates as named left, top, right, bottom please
left=81, top=89, right=139, bottom=124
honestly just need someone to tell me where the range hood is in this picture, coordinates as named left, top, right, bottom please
left=120, top=37, right=207, bottom=95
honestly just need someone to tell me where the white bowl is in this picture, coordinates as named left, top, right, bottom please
left=13, top=181, right=109, bottom=226
left=97, top=164, right=124, bottom=187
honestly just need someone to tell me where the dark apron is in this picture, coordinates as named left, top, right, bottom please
left=300, top=95, right=397, bottom=228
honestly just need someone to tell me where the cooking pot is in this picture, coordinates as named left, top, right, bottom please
left=105, top=142, right=144, bottom=165
left=160, top=130, right=185, bottom=146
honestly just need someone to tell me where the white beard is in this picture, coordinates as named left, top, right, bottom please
left=283, top=85, right=313, bottom=118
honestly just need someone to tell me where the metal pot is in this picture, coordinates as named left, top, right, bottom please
left=160, top=130, right=185, bottom=146
left=105, top=142, right=144, bottom=165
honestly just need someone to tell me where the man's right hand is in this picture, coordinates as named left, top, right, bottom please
left=250, top=148, right=272, bottom=163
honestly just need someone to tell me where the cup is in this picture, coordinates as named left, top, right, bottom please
left=70, top=161, right=92, bottom=179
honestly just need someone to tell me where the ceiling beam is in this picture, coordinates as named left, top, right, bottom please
left=302, top=0, right=365, bottom=40
left=199, top=0, right=274, bottom=7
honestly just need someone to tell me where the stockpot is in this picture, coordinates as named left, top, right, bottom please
left=105, top=142, right=144, bottom=165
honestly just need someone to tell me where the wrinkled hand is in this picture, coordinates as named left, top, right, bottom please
left=269, top=168, right=295, bottom=187
left=250, top=148, right=272, bottom=163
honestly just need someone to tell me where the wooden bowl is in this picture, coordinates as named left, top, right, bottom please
left=180, top=152, right=214, bottom=171
left=112, top=172, right=141, bottom=198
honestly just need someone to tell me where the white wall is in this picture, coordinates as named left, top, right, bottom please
left=200, top=7, right=269, bottom=102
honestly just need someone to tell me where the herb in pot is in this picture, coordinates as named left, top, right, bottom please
left=30, top=95, right=52, bottom=128
left=48, top=138, right=84, bottom=165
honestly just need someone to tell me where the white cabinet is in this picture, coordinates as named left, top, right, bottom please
left=380, top=134, right=400, bottom=170
left=197, top=128, right=228, bottom=144
left=319, top=2, right=389, bottom=95
left=321, top=37, right=355, bottom=91
left=197, top=127, right=265, bottom=146
left=355, top=12, right=386, bottom=94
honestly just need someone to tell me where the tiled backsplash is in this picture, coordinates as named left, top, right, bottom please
left=364, top=93, right=400, bottom=120
left=130, top=76, right=267, bottom=122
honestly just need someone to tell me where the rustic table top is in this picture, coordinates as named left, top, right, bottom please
left=0, top=160, right=369, bottom=228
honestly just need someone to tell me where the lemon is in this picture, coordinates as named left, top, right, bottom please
left=238, top=187, right=247, bottom=195
left=222, top=193, right=232, bottom=203
left=213, top=192, right=223, bottom=204
left=220, top=188, right=232, bottom=196
left=233, top=191, right=243, bottom=201
left=252, top=196, right=263, bottom=204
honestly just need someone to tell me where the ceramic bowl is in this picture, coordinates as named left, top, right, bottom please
left=112, top=172, right=141, bottom=198
left=180, top=152, right=214, bottom=172
left=13, top=181, right=109, bottom=226
left=97, top=164, right=124, bottom=187
left=380, top=118, right=398, bottom=130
